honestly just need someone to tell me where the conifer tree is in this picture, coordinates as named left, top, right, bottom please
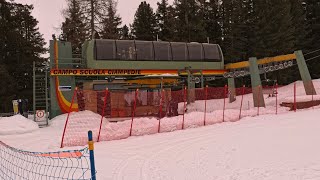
left=0, top=1, right=46, bottom=112
left=132, top=1, right=157, bottom=41
left=201, top=0, right=222, bottom=45
left=100, top=0, right=122, bottom=39
left=305, top=0, right=320, bottom=49
left=173, top=0, right=206, bottom=42
left=61, top=0, right=88, bottom=53
left=120, top=24, right=130, bottom=40
left=156, top=0, right=176, bottom=41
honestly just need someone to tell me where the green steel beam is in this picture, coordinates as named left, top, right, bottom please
left=249, top=57, right=265, bottom=107
left=294, top=50, right=316, bottom=95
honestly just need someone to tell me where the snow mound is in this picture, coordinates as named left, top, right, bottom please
left=0, top=115, right=39, bottom=135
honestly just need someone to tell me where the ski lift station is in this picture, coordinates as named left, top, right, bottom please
left=33, top=37, right=316, bottom=123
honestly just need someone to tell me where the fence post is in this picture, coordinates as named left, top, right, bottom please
left=158, top=89, right=164, bottom=133
left=312, top=85, right=314, bottom=109
left=276, top=83, right=278, bottom=115
left=204, top=85, right=208, bottom=126
left=182, top=86, right=187, bottom=130
left=239, top=85, right=245, bottom=120
left=88, top=131, right=96, bottom=180
left=98, top=88, right=108, bottom=142
left=257, top=85, right=261, bottom=116
left=223, top=85, right=227, bottom=122
left=294, top=82, right=297, bottom=112
left=130, top=89, right=138, bottom=136
left=60, top=87, right=78, bottom=148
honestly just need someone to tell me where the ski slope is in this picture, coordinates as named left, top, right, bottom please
left=1, top=80, right=320, bottom=179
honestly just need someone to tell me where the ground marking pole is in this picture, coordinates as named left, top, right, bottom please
left=312, top=84, right=314, bottom=109
left=257, top=85, right=261, bottom=116
left=239, top=85, right=245, bottom=120
left=204, top=85, right=208, bottom=126
left=276, top=83, right=278, bottom=115
left=182, top=86, right=187, bottom=130
left=130, top=89, right=138, bottom=136
left=60, top=87, right=77, bottom=148
left=294, top=82, right=297, bottom=112
left=88, top=131, right=96, bottom=180
left=223, top=85, right=227, bottom=122
left=158, top=89, right=164, bottom=133
left=98, top=88, right=108, bottom=142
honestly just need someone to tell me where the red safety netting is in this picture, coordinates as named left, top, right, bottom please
left=60, top=89, right=107, bottom=147
left=61, top=80, right=320, bottom=147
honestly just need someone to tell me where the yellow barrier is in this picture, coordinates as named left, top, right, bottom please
left=225, top=54, right=297, bottom=70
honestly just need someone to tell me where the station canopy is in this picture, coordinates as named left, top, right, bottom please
left=94, top=39, right=223, bottom=62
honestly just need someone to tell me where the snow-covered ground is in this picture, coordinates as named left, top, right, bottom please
left=1, top=80, right=320, bottom=179
left=0, top=115, right=38, bottom=135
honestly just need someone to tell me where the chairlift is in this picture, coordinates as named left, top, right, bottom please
left=261, top=73, right=277, bottom=97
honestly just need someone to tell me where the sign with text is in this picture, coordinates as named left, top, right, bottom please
left=50, top=69, right=227, bottom=76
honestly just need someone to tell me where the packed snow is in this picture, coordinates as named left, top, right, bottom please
left=0, top=115, right=38, bottom=135
left=1, top=80, right=320, bottom=179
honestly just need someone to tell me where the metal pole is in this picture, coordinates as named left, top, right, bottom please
left=258, top=85, right=261, bottom=116
left=158, top=89, right=164, bottom=133
left=88, top=131, right=96, bottom=180
left=130, top=89, right=138, bottom=136
left=98, top=88, right=108, bottom=142
left=204, top=85, right=208, bottom=126
left=60, top=87, right=78, bottom=148
left=182, top=86, right=187, bottom=129
left=33, top=61, right=36, bottom=122
left=294, top=82, right=297, bottom=112
left=200, top=70, right=204, bottom=89
left=223, top=85, right=227, bottom=122
left=239, top=85, right=245, bottom=120
left=45, top=65, right=48, bottom=125
left=276, top=83, right=278, bottom=114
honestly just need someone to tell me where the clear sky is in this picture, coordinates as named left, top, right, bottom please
left=14, top=0, right=174, bottom=46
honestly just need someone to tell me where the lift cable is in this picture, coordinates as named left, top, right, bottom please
left=304, top=48, right=320, bottom=56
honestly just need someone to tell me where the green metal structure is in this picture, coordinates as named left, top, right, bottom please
left=33, top=61, right=49, bottom=126
left=249, top=57, right=265, bottom=107
left=48, top=39, right=225, bottom=118
left=295, top=50, right=317, bottom=95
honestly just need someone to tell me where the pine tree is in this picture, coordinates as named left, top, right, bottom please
left=305, top=0, right=320, bottom=78
left=0, top=1, right=46, bottom=112
left=305, top=0, right=320, bottom=50
left=174, top=0, right=206, bottom=42
left=253, top=0, right=295, bottom=58
left=132, top=1, right=157, bottom=41
left=120, top=24, right=130, bottom=40
left=100, top=0, right=122, bottom=39
left=220, top=0, right=253, bottom=63
left=80, top=0, right=113, bottom=38
left=156, top=0, right=176, bottom=41
left=289, top=0, right=310, bottom=51
left=201, top=0, right=222, bottom=45
left=61, top=0, right=88, bottom=53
